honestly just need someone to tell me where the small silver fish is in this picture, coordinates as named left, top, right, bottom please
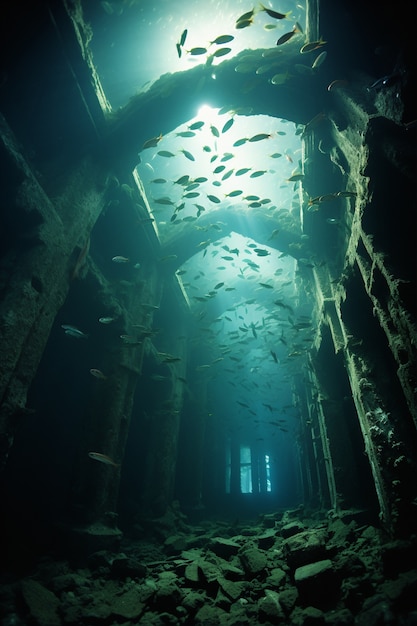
left=98, top=317, right=115, bottom=324
left=88, top=452, right=119, bottom=467
left=89, top=368, right=107, bottom=380
left=62, top=324, right=89, bottom=339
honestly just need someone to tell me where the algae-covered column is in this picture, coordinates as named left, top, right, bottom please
left=70, top=262, right=162, bottom=534
left=140, top=281, right=190, bottom=517
left=0, top=115, right=108, bottom=472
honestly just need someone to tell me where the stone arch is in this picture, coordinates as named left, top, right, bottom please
left=160, top=206, right=308, bottom=272
left=104, top=41, right=326, bottom=172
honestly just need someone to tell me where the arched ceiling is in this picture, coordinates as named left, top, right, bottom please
left=160, top=205, right=310, bottom=272
left=105, top=44, right=327, bottom=173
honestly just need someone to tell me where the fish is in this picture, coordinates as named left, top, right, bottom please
left=367, top=72, right=402, bottom=91
left=112, top=256, right=129, bottom=263
left=300, top=38, right=326, bottom=54
left=213, top=47, right=232, bottom=57
left=142, top=133, right=162, bottom=149
left=90, top=368, right=107, bottom=380
left=161, top=355, right=181, bottom=363
left=270, top=350, right=278, bottom=363
left=214, top=282, right=224, bottom=289
left=142, top=303, right=160, bottom=311
left=188, top=47, right=207, bottom=56
left=180, top=149, right=195, bottom=161
left=327, top=79, right=348, bottom=92
left=235, top=167, right=251, bottom=176
left=235, top=9, right=255, bottom=28
left=270, top=72, right=289, bottom=85
left=120, top=335, right=141, bottom=344
left=234, top=62, right=257, bottom=73
left=222, top=169, right=234, bottom=180
left=62, top=325, right=89, bottom=339
left=157, top=150, right=176, bottom=157
left=259, top=282, right=273, bottom=289
left=337, top=190, right=356, bottom=198
left=174, top=175, right=190, bottom=186
left=287, top=173, right=304, bottom=181
left=259, top=4, right=290, bottom=19
left=312, top=51, right=327, bottom=69
left=189, top=121, right=205, bottom=130
left=154, top=197, right=175, bottom=205
left=210, top=34, right=234, bottom=45
left=248, top=133, right=272, bottom=142
left=254, top=248, right=270, bottom=256
left=234, top=137, right=250, bottom=149
left=176, top=131, right=196, bottom=138
left=276, top=29, right=297, bottom=46
left=274, top=299, right=294, bottom=313
left=98, top=317, right=115, bottom=324
left=222, top=118, right=234, bottom=133
left=207, top=194, right=221, bottom=203
left=179, top=29, right=188, bottom=47
left=226, top=190, right=243, bottom=197
left=88, top=452, right=119, bottom=468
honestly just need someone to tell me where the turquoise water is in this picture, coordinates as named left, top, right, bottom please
left=86, top=0, right=306, bottom=108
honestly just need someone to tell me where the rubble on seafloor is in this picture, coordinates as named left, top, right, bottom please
left=3, top=507, right=417, bottom=626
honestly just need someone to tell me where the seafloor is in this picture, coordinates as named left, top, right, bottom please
left=3, top=506, right=417, bottom=625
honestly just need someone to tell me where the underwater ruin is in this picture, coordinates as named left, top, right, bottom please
left=0, top=1, right=416, bottom=624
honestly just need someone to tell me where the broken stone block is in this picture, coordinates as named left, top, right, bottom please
left=281, top=521, right=305, bottom=538
left=290, top=605, right=325, bottom=625
left=294, top=559, right=339, bottom=608
left=209, top=536, right=241, bottom=558
left=283, top=528, right=328, bottom=569
left=21, top=580, right=61, bottom=626
left=152, top=580, right=183, bottom=612
left=266, top=566, right=287, bottom=587
left=194, top=604, right=229, bottom=625
left=184, top=560, right=200, bottom=583
left=182, top=589, right=205, bottom=613
left=164, top=534, right=188, bottom=554
left=239, top=547, right=267, bottom=576
left=218, top=576, right=246, bottom=601
left=217, top=559, right=245, bottom=580
left=110, top=587, right=146, bottom=620
left=279, top=586, right=299, bottom=615
left=197, top=557, right=221, bottom=584
left=257, top=528, right=279, bottom=549
left=258, top=589, right=285, bottom=621
left=111, top=555, right=147, bottom=579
